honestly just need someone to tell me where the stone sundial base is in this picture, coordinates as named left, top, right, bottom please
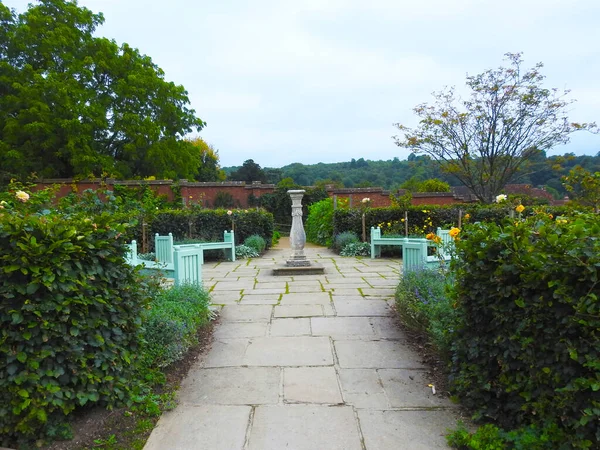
left=272, top=263, right=325, bottom=276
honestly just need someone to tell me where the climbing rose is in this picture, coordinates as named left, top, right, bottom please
left=15, top=191, right=29, bottom=202
left=515, top=204, right=525, bottom=213
left=449, top=227, right=461, bottom=238
left=495, top=194, right=507, bottom=203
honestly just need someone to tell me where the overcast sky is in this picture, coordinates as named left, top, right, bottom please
left=4, top=0, right=600, bottom=167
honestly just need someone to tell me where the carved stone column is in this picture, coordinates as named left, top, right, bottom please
left=287, top=190, right=310, bottom=267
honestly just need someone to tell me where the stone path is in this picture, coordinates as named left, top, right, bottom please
left=144, top=245, right=460, bottom=450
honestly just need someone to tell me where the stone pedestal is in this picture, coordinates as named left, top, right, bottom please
left=272, top=190, right=324, bottom=276
left=287, top=190, right=310, bottom=267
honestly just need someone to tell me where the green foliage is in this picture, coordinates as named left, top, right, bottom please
left=235, top=245, right=259, bottom=259
left=257, top=184, right=328, bottom=229
left=394, top=53, right=597, bottom=203
left=400, top=177, right=451, bottom=193
left=449, top=214, right=600, bottom=447
left=148, top=209, right=273, bottom=250
left=447, top=421, right=571, bottom=450
left=185, top=137, right=226, bottom=182
left=244, top=234, right=266, bottom=254
left=339, top=242, right=370, bottom=257
left=139, top=284, right=211, bottom=369
left=333, top=231, right=359, bottom=253
left=213, top=191, right=235, bottom=208
left=562, top=166, right=600, bottom=213
left=305, top=198, right=338, bottom=246
left=271, top=230, right=281, bottom=247
left=0, top=210, right=148, bottom=443
left=395, top=267, right=458, bottom=355
left=228, top=159, right=267, bottom=183
left=0, top=0, right=204, bottom=182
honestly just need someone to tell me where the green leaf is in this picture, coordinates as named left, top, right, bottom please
left=18, top=389, right=29, bottom=398
left=515, top=298, right=525, bottom=308
left=17, top=352, right=27, bottom=363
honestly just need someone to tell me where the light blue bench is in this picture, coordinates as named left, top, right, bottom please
left=126, top=240, right=203, bottom=286
left=154, top=230, right=236, bottom=265
left=369, top=226, right=454, bottom=272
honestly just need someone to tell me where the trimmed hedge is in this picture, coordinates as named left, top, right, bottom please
left=146, top=209, right=273, bottom=251
left=449, top=214, right=600, bottom=447
left=0, top=212, right=148, bottom=443
left=332, top=204, right=578, bottom=241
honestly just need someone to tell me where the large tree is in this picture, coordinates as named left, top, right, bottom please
left=228, top=159, right=267, bottom=184
left=185, top=137, right=226, bottom=182
left=393, top=53, right=596, bottom=203
left=0, top=0, right=205, bottom=183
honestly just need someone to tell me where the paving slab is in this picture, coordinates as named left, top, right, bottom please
left=379, top=369, right=455, bottom=408
left=219, top=305, right=273, bottom=322
left=311, top=317, right=375, bottom=339
left=269, top=318, right=311, bottom=336
left=273, top=304, right=323, bottom=318
left=330, top=294, right=366, bottom=301
left=244, top=288, right=285, bottom=295
left=361, top=287, right=397, bottom=297
left=179, top=367, right=280, bottom=405
left=338, top=368, right=389, bottom=408
left=144, top=404, right=251, bottom=450
left=334, top=299, right=392, bottom=316
left=279, top=292, right=331, bottom=304
left=213, top=322, right=268, bottom=339
left=247, top=405, right=362, bottom=450
left=239, top=294, right=280, bottom=305
left=202, top=339, right=249, bottom=368
left=358, top=409, right=456, bottom=450
left=287, top=284, right=325, bottom=293
left=370, top=317, right=407, bottom=339
left=283, top=367, right=343, bottom=404
left=244, top=336, right=333, bottom=366
left=212, top=281, right=255, bottom=291
left=365, top=277, right=399, bottom=287
left=335, top=340, right=426, bottom=369
left=254, top=281, right=288, bottom=289
left=329, top=287, right=363, bottom=296
left=209, top=292, right=241, bottom=304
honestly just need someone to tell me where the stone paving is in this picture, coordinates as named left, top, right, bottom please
left=144, top=245, right=461, bottom=450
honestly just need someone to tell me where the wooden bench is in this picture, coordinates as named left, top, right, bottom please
left=370, top=227, right=407, bottom=259
left=126, top=240, right=203, bottom=286
left=154, top=230, right=236, bottom=265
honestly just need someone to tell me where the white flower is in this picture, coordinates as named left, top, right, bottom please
left=361, top=197, right=370, bottom=203
left=495, top=194, right=507, bottom=203
left=15, top=191, right=30, bottom=202
left=227, top=210, right=233, bottom=216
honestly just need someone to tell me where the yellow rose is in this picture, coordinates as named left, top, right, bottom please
left=449, top=227, right=461, bottom=238
left=15, top=190, right=29, bottom=202
left=515, top=204, right=525, bottom=213
left=464, top=213, right=470, bottom=220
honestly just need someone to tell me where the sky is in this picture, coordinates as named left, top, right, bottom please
left=4, top=0, right=600, bottom=168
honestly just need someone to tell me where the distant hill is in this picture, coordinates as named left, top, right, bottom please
left=223, top=152, right=600, bottom=197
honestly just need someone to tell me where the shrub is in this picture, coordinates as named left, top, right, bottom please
left=0, top=212, right=148, bottom=443
left=305, top=198, right=338, bottom=246
left=139, top=284, right=211, bottom=369
left=213, top=191, right=235, bottom=208
left=340, top=242, right=370, bottom=257
left=333, top=231, right=359, bottom=253
left=244, top=234, right=266, bottom=254
left=449, top=213, right=600, bottom=447
left=272, top=230, right=281, bottom=247
left=235, top=245, right=259, bottom=259
left=395, top=267, right=457, bottom=354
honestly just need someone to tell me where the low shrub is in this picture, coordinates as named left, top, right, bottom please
left=333, top=231, right=359, bottom=253
left=305, top=198, right=337, bottom=246
left=244, top=234, right=266, bottom=254
left=340, top=242, right=370, bottom=257
left=272, top=230, right=281, bottom=247
left=235, top=245, right=259, bottom=259
left=139, top=284, right=212, bottom=369
left=395, top=267, right=457, bottom=354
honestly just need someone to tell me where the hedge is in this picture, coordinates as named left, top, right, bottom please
left=0, top=212, right=148, bottom=443
left=332, top=204, right=578, bottom=241
left=449, top=213, right=600, bottom=447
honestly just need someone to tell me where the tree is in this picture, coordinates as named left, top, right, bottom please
left=393, top=53, right=596, bottom=203
left=185, top=138, right=226, bottom=181
left=0, top=0, right=205, bottom=183
left=562, top=166, right=600, bottom=213
left=228, top=159, right=267, bottom=183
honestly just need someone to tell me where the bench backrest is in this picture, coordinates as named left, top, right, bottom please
left=402, top=239, right=428, bottom=272
left=370, top=227, right=382, bottom=240
left=155, top=233, right=174, bottom=264
left=436, top=228, right=454, bottom=259
left=223, top=230, right=234, bottom=244
left=173, top=246, right=203, bottom=286
left=126, top=240, right=138, bottom=264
